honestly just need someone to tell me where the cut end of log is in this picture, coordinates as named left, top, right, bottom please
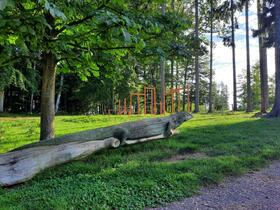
left=111, top=138, right=121, bottom=148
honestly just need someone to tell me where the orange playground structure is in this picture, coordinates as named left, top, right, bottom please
left=109, top=85, right=190, bottom=115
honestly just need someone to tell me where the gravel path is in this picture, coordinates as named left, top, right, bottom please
left=152, top=161, right=280, bottom=210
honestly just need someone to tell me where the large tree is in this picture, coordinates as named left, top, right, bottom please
left=160, top=2, right=166, bottom=114
left=208, top=0, right=214, bottom=113
left=256, top=0, right=269, bottom=113
left=270, top=0, right=280, bottom=117
left=230, top=0, right=238, bottom=111
left=253, top=0, right=280, bottom=117
left=1, top=0, right=156, bottom=139
left=194, top=0, right=200, bottom=113
left=216, top=0, right=240, bottom=111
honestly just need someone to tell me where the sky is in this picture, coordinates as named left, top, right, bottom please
left=211, top=1, right=275, bottom=108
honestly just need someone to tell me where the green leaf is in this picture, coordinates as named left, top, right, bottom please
left=92, top=70, right=100, bottom=77
left=7, top=35, right=18, bottom=44
left=121, top=29, right=131, bottom=43
left=89, top=62, right=99, bottom=71
left=135, top=39, right=145, bottom=51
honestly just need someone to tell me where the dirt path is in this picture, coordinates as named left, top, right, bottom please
left=152, top=161, right=280, bottom=210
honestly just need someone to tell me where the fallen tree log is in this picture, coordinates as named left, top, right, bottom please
left=0, top=112, right=192, bottom=187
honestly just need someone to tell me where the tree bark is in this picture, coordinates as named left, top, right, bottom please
left=231, top=0, right=237, bottom=111
left=257, top=0, right=269, bottom=113
left=245, top=0, right=253, bottom=112
left=208, top=0, right=213, bottom=113
left=0, top=90, right=4, bottom=112
left=171, top=0, right=175, bottom=11
left=176, top=61, right=179, bottom=110
left=160, top=2, right=166, bottom=113
left=160, top=57, right=166, bottom=113
left=40, top=52, right=57, bottom=140
left=0, top=112, right=192, bottom=186
left=170, top=0, right=175, bottom=90
left=171, top=59, right=174, bottom=89
left=183, top=66, right=188, bottom=111
left=269, top=0, right=280, bottom=117
left=30, top=93, right=33, bottom=114
left=194, top=0, right=200, bottom=113
left=55, top=74, right=64, bottom=113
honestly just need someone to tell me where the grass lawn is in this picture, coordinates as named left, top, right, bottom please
left=0, top=112, right=280, bottom=209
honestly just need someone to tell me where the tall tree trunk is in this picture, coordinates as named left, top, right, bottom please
left=160, top=57, right=166, bottom=113
left=112, top=85, right=115, bottom=111
left=55, top=74, right=64, bottom=113
left=176, top=61, right=179, bottom=110
left=269, top=0, right=280, bottom=117
left=208, top=0, right=213, bottom=113
left=245, top=0, right=253, bottom=112
left=30, top=93, right=33, bottom=114
left=143, top=66, right=146, bottom=81
left=0, top=90, right=4, bottom=112
left=231, top=0, right=237, bottom=111
left=171, top=0, right=175, bottom=89
left=183, top=65, right=188, bottom=111
left=40, top=52, right=57, bottom=140
left=194, top=0, right=200, bottom=113
left=170, top=0, right=175, bottom=90
left=257, top=0, right=269, bottom=113
left=160, top=2, right=166, bottom=113
left=171, top=59, right=174, bottom=89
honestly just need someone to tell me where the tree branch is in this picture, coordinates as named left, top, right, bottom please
left=67, top=42, right=135, bottom=51
left=55, top=4, right=105, bottom=35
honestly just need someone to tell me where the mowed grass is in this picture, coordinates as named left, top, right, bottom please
left=0, top=112, right=280, bottom=209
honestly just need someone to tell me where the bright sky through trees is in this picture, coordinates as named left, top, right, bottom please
left=211, top=1, right=275, bottom=108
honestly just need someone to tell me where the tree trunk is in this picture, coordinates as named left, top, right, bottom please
left=183, top=66, right=188, bottom=111
left=171, top=59, right=174, bottom=89
left=170, top=0, right=175, bottom=89
left=143, top=66, right=146, bottom=81
left=269, top=0, right=280, bottom=117
left=257, top=0, right=269, bottom=113
left=231, top=0, right=237, bottom=111
left=160, top=57, right=165, bottom=113
left=161, top=1, right=166, bottom=15
left=0, top=112, right=192, bottom=186
left=171, top=0, right=175, bottom=11
left=0, top=90, right=4, bottom=112
left=40, top=52, right=57, bottom=140
left=176, top=61, right=179, bottom=110
left=55, top=74, right=64, bottom=113
left=160, top=2, right=166, bottom=113
left=194, top=0, right=200, bottom=113
left=208, top=0, right=213, bottom=113
left=245, top=0, right=253, bottom=112
left=30, top=93, right=33, bottom=114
